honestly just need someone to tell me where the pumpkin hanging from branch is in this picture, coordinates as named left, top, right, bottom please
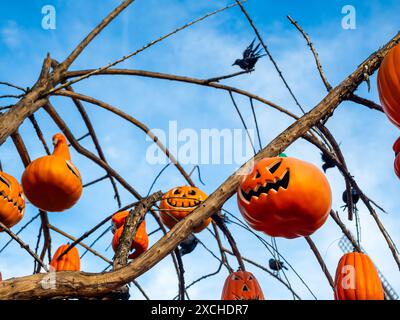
left=377, top=43, right=400, bottom=128
left=393, top=137, right=400, bottom=179
left=159, top=186, right=211, bottom=233
left=50, top=244, right=80, bottom=271
left=237, top=156, right=332, bottom=238
left=334, top=252, right=384, bottom=300
left=221, top=270, right=265, bottom=300
left=111, top=211, right=149, bottom=259
left=21, top=133, right=83, bottom=212
left=0, top=171, right=25, bottom=229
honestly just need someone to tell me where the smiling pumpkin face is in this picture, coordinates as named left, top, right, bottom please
left=0, top=171, right=25, bottom=229
left=159, top=186, right=211, bottom=233
left=237, top=156, right=332, bottom=238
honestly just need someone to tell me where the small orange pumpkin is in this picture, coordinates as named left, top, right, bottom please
left=111, top=211, right=149, bottom=259
left=237, top=156, right=331, bottom=238
left=0, top=171, right=25, bottom=229
left=159, top=186, right=211, bottom=233
left=334, top=252, right=384, bottom=300
left=377, top=43, right=400, bottom=128
left=221, top=271, right=265, bottom=300
left=50, top=244, right=80, bottom=271
left=393, top=137, right=400, bottom=179
left=21, top=133, right=82, bottom=212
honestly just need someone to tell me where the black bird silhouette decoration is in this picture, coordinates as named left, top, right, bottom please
left=269, top=258, right=288, bottom=271
left=233, top=38, right=266, bottom=71
left=321, top=152, right=336, bottom=173
left=179, top=234, right=198, bottom=256
left=341, top=187, right=360, bottom=212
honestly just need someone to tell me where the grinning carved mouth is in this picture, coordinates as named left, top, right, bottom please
left=167, top=198, right=201, bottom=208
left=240, top=170, right=290, bottom=202
left=0, top=190, right=25, bottom=213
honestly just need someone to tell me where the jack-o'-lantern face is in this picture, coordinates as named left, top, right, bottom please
left=0, top=171, right=25, bottom=229
left=239, top=158, right=290, bottom=203
left=159, top=186, right=211, bottom=233
left=221, top=271, right=265, bottom=300
left=237, top=156, right=332, bottom=239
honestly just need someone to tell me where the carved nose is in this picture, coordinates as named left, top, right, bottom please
left=242, top=284, right=249, bottom=292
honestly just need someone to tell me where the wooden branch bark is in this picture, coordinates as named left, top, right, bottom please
left=0, top=31, right=397, bottom=299
left=304, top=236, right=334, bottom=289
left=113, top=191, right=162, bottom=269
left=348, top=94, right=384, bottom=112
left=0, top=54, right=52, bottom=145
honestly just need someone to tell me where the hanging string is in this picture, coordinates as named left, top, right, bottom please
left=0, top=213, right=41, bottom=254
left=146, top=162, right=171, bottom=196
left=80, top=225, right=112, bottom=259
left=223, top=209, right=317, bottom=300
left=228, top=91, right=257, bottom=155
left=188, top=165, right=206, bottom=186
left=249, top=98, right=262, bottom=151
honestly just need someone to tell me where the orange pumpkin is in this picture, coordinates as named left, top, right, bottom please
left=0, top=171, right=25, bottom=229
left=50, top=244, right=80, bottom=271
left=377, top=43, right=400, bottom=128
left=111, top=211, right=149, bottom=259
left=393, top=137, right=400, bottom=179
left=159, top=186, right=211, bottom=233
left=237, top=156, right=331, bottom=238
left=21, top=133, right=82, bottom=212
left=221, top=271, right=265, bottom=300
left=334, top=252, right=384, bottom=300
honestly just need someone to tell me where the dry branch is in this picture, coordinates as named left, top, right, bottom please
left=0, top=222, right=48, bottom=272
left=304, top=236, right=334, bottom=289
left=113, top=191, right=162, bottom=269
left=0, top=30, right=398, bottom=299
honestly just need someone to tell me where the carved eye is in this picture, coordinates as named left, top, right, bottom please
left=0, top=175, right=11, bottom=188
left=255, top=170, right=261, bottom=179
left=173, top=189, right=181, bottom=195
left=111, top=223, right=117, bottom=234
left=66, top=160, right=81, bottom=180
left=188, top=190, right=196, bottom=196
left=249, top=275, right=254, bottom=280
left=232, top=275, right=240, bottom=281
left=268, top=161, right=281, bottom=174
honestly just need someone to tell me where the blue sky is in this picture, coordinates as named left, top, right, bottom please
left=0, top=0, right=400, bottom=300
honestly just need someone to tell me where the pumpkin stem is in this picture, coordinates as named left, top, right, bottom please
left=52, top=133, right=71, bottom=160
